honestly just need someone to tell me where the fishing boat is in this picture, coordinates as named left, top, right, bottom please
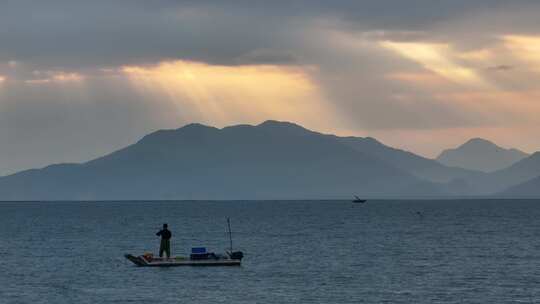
left=352, top=195, right=366, bottom=203
left=125, top=218, right=244, bottom=267
left=124, top=250, right=243, bottom=267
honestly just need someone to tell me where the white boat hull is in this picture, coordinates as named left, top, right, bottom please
left=125, top=254, right=241, bottom=267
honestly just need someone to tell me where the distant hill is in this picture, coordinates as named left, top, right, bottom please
left=436, top=138, right=529, bottom=172
left=467, top=152, right=540, bottom=194
left=0, top=120, right=447, bottom=200
left=500, top=175, right=540, bottom=197
left=337, top=136, right=479, bottom=184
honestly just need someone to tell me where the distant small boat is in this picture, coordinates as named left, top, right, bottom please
left=352, top=196, right=366, bottom=203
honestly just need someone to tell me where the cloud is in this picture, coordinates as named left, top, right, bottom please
left=486, top=65, right=513, bottom=71
left=457, top=49, right=495, bottom=62
left=503, top=35, right=540, bottom=70
left=380, top=41, right=490, bottom=88
left=0, top=1, right=533, bottom=69
left=25, top=71, right=85, bottom=85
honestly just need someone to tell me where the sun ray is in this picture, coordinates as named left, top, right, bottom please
left=121, top=60, right=339, bottom=130
left=381, top=41, right=489, bottom=88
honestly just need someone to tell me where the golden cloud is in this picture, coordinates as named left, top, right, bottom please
left=456, top=49, right=494, bottom=62
left=25, top=71, right=85, bottom=85
left=503, top=35, right=540, bottom=66
left=381, top=41, right=489, bottom=88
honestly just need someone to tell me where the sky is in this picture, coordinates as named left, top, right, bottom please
left=2, top=0, right=540, bottom=175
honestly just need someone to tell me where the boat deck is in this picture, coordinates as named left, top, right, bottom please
left=125, top=254, right=241, bottom=267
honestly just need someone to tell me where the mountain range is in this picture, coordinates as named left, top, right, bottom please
left=0, top=120, right=538, bottom=200
left=437, top=138, right=529, bottom=172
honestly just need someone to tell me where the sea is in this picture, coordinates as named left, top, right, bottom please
left=1, top=199, right=540, bottom=303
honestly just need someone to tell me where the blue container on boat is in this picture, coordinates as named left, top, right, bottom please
left=190, top=247, right=211, bottom=260
left=191, top=247, right=207, bottom=254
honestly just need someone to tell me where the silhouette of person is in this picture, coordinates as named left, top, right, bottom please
left=156, top=223, right=172, bottom=258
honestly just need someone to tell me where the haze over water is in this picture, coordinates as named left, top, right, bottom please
left=1, top=200, right=540, bottom=303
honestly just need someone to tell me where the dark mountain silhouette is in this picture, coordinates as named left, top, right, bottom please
left=0, top=120, right=447, bottom=200
left=436, top=138, right=529, bottom=172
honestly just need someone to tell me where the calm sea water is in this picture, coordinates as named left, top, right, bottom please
left=1, top=200, right=540, bottom=303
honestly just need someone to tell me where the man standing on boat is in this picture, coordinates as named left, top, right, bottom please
left=156, top=223, right=172, bottom=258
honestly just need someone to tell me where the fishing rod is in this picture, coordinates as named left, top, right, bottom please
left=227, top=217, right=233, bottom=253
left=225, top=217, right=244, bottom=260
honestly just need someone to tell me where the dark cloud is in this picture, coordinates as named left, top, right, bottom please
left=234, top=49, right=300, bottom=65
left=0, top=0, right=535, bottom=68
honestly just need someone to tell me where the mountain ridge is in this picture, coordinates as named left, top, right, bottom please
left=436, top=138, right=529, bottom=172
left=0, top=120, right=448, bottom=200
left=1, top=120, right=538, bottom=199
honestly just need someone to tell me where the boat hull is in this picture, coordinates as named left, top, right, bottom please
left=125, top=254, right=241, bottom=267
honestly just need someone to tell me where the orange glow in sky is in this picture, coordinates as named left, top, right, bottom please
left=122, top=60, right=340, bottom=131
left=504, top=35, right=540, bottom=67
